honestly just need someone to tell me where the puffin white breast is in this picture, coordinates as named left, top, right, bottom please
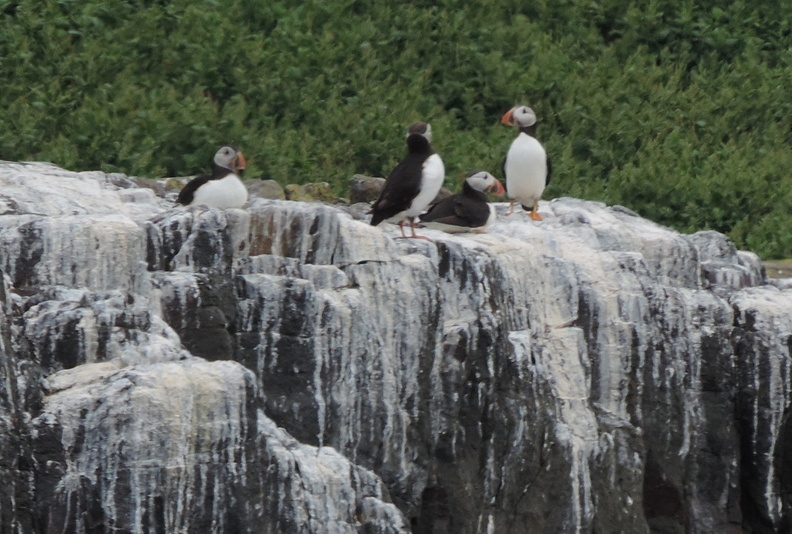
left=505, top=133, right=547, bottom=205
left=403, top=153, right=445, bottom=218
left=191, top=174, right=248, bottom=209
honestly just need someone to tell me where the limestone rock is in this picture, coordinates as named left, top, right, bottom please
left=33, top=358, right=408, bottom=533
left=1, top=160, right=792, bottom=533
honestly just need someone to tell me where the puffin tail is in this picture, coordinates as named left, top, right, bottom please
left=370, top=212, right=386, bottom=226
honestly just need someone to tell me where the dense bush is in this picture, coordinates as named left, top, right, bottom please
left=1, top=0, right=790, bottom=257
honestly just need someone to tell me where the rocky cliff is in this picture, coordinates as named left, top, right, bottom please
left=1, top=161, right=791, bottom=534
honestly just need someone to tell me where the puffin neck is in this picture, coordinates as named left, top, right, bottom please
left=406, top=133, right=433, bottom=154
left=518, top=123, right=537, bottom=137
left=211, top=162, right=234, bottom=179
left=462, top=180, right=488, bottom=200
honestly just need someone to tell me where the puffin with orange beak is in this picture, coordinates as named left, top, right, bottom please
left=419, top=171, right=505, bottom=233
left=501, top=106, right=552, bottom=220
left=176, top=145, right=248, bottom=208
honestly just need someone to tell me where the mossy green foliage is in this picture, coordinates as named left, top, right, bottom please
left=1, top=0, right=790, bottom=256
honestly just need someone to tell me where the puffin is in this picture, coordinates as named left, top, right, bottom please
left=369, top=122, right=445, bottom=239
left=501, top=105, right=552, bottom=220
left=419, top=171, right=505, bottom=233
left=176, top=145, right=248, bottom=208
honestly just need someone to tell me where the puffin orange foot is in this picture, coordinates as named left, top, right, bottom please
left=529, top=211, right=543, bottom=221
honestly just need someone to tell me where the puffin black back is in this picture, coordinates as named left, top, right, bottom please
left=176, top=174, right=211, bottom=205
left=175, top=161, right=234, bottom=205
left=421, top=178, right=490, bottom=228
left=369, top=133, right=434, bottom=225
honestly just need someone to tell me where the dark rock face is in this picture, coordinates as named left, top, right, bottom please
left=1, top=276, right=37, bottom=533
left=1, top=162, right=792, bottom=533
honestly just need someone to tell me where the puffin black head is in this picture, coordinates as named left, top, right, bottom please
left=465, top=170, right=506, bottom=196
left=405, top=122, right=433, bottom=153
left=407, top=121, right=432, bottom=142
left=212, top=145, right=247, bottom=177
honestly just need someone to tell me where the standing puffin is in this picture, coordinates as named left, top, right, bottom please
left=369, top=122, right=445, bottom=239
left=501, top=106, right=552, bottom=220
left=176, top=145, right=248, bottom=208
left=419, top=171, right=505, bottom=233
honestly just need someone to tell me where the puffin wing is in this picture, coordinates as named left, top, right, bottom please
left=176, top=174, right=212, bottom=205
left=420, top=187, right=490, bottom=228
left=455, top=188, right=492, bottom=227
left=419, top=195, right=463, bottom=225
left=370, top=156, right=423, bottom=225
left=546, top=154, right=553, bottom=187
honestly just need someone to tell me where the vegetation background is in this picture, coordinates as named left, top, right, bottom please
left=0, top=0, right=790, bottom=257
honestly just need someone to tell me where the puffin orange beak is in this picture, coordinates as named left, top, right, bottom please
left=501, top=108, right=516, bottom=125
left=234, top=153, right=247, bottom=171
left=489, top=178, right=506, bottom=196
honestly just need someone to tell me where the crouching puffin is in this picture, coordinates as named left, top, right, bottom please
left=369, top=122, right=445, bottom=239
left=419, top=171, right=505, bottom=233
left=176, top=145, right=248, bottom=208
left=501, top=106, right=552, bottom=220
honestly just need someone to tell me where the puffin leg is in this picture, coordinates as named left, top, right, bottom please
left=398, top=220, right=408, bottom=238
left=408, top=218, right=432, bottom=240
left=505, top=199, right=516, bottom=216
left=529, top=200, right=543, bottom=221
